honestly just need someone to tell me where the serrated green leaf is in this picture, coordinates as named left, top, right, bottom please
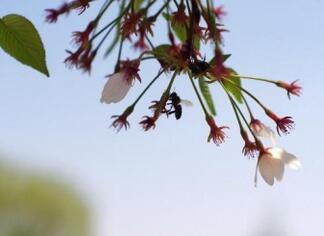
left=198, top=78, right=217, bottom=116
left=223, top=69, right=243, bottom=103
left=0, top=14, right=49, bottom=76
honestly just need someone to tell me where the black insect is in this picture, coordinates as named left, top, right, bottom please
left=166, top=92, right=182, bottom=120
left=166, top=92, right=193, bottom=120
left=189, top=59, right=210, bottom=76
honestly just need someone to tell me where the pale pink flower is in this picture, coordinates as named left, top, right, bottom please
left=100, top=72, right=133, bottom=104
left=257, top=147, right=301, bottom=186
left=250, top=118, right=276, bottom=144
left=100, top=59, right=140, bottom=104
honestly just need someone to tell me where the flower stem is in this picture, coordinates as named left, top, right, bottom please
left=232, top=97, right=259, bottom=142
left=140, top=56, right=155, bottom=61
left=188, top=73, right=209, bottom=117
left=91, top=1, right=131, bottom=41
left=114, top=39, right=124, bottom=71
left=132, top=69, right=165, bottom=106
left=95, top=0, right=114, bottom=22
left=166, top=70, right=178, bottom=93
left=145, top=33, right=155, bottom=49
left=232, top=75, right=277, bottom=85
left=224, top=78, right=268, bottom=111
left=242, top=95, right=253, bottom=120
left=94, top=23, right=117, bottom=52
left=151, top=0, right=171, bottom=20
left=220, top=82, right=259, bottom=142
left=219, top=82, right=243, bottom=131
left=152, top=70, right=178, bottom=119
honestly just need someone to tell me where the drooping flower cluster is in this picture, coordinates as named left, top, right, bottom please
left=45, top=0, right=302, bottom=186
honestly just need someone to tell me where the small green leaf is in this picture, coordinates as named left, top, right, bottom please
left=133, top=0, right=144, bottom=12
left=223, top=69, right=243, bottom=103
left=172, top=22, right=187, bottom=42
left=162, top=12, right=171, bottom=21
left=152, top=44, right=171, bottom=59
left=193, top=36, right=200, bottom=51
left=0, top=14, right=49, bottom=76
left=222, top=54, right=231, bottom=62
left=198, top=78, right=217, bottom=116
left=209, top=54, right=231, bottom=66
left=162, top=13, right=187, bottom=43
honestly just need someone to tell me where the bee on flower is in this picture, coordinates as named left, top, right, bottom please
left=45, top=0, right=302, bottom=186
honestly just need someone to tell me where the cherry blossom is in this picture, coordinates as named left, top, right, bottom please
left=100, top=59, right=141, bottom=104
left=257, top=148, right=301, bottom=186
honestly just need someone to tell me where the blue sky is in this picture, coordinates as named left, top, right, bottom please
left=1, top=1, right=324, bottom=235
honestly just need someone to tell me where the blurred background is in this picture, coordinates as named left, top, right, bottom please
left=1, top=0, right=323, bottom=235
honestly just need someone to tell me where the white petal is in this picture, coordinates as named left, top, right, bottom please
left=273, top=158, right=285, bottom=182
left=267, top=147, right=284, bottom=160
left=270, top=133, right=277, bottom=146
left=100, top=72, right=132, bottom=104
left=282, top=150, right=301, bottom=170
left=252, top=123, right=276, bottom=140
left=259, top=153, right=285, bottom=185
left=259, top=154, right=275, bottom=186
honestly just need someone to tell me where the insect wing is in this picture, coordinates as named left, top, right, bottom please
left=180, top=99, right=193, bottom=107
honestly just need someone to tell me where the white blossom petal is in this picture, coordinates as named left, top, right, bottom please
left=267, top=147, right=284, bottom=159
left=273, top=159, right=285, bottom=181
left=259, top=153, right=285, bottom=186
left=266, top=148, right=285, bottom=181
left=251, top=122, right=276, bottom=141
left=258, top=147, right=300, bottom=186
left=259, top=154, right=275, bottom=186
left=282, top=150, right=301, bottom=170
left=100, top=72, right=132, bottom=104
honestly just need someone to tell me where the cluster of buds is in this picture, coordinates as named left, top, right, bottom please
left=45, top=0, right=302, bottom=186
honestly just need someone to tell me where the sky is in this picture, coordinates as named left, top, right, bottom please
left=1, top=0, right=324, bottom=235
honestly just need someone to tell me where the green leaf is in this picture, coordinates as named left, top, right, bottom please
left=209, top=54, right=231, bottom=66
left=152, top=44, right=171, bottom=59
left=0, top=14, right=49, bottom=76
left=198, top=78, right=217, bottom=116
left=162, top=12, right=171, bottom=21
left=172, top=22, right=187, bottom=42
left=162, top=13, right=187, bottom=43
left=133, top=0, right=145, bottom=12
left=194, top=36, right=200, bottom=51
left=0, top=162, right=89, bottom=236
left=223, top=69, right=243, bottom=103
